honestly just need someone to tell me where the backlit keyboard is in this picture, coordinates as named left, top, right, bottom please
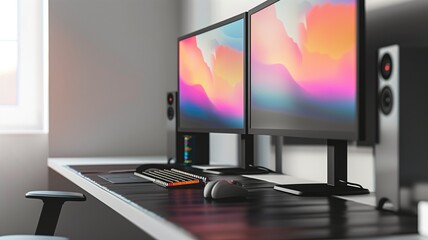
left=134, top=168, right=207, bottom=188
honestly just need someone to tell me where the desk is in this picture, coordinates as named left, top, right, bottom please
left=49, top=157, right=419, bottom=240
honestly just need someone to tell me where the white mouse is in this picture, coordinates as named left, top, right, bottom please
left=203, top=180, right=218, bottom=199
left=204, top=180, right=248, bottom=200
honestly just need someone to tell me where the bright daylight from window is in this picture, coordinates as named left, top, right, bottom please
left=0, top=0, right=47, bottom=133
left=0, top=0, right=18, bottom=106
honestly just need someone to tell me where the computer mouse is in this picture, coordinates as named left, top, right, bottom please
left=204, top=180, right=248, bottom=200
left=203, top=180, right=218, bottom=199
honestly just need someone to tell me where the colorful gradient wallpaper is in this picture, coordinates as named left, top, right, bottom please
left=250, top=0, right=357, bottom=136
left=179, top=19, right=245, bottom=131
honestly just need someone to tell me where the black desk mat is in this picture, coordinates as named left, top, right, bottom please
left=72, top=165, right=418, bottom=240
left=70, top=164, right=140, bottom=174
left=98, top=173, right=152, bottom=184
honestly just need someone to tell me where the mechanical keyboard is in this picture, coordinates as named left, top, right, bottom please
left=134, top=168, right=207, bottom=188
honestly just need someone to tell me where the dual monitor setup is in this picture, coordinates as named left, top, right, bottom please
left=170, top=0, right=368, bottom=197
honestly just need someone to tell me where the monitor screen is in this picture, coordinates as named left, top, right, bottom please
left=178, top=14, right=246, bottom=133
left=249, top=0, right=359, bottom=140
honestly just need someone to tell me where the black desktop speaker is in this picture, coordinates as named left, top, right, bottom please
left=376, top=45, right=428, bottom=213
left=166, top=92, right=177, bottom=163
left=166, top=92, right=210, bottom=165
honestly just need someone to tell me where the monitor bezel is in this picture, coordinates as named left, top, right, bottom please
left=177, top=13, right=248, bottom=134
left=247, top=0, right=364, bottom=140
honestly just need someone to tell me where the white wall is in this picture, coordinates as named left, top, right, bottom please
left=0, top=135, right=48, bottom=235
left=368, top=0, right=414, bottom=10
left=49, top=0, right=180, bottom=157
left=47, top=1, right=180, bottom=238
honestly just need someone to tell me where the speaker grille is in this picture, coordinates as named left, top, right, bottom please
left=167, top=107, right=174, bottom=120
left=167, top=92, right=175, bottom=121
left=379, top=86, right=393, bottom=115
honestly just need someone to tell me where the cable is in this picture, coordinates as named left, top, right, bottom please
left=339, top=180, right=364, bottom=189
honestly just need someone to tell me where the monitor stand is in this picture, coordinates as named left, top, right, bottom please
left=203, top=134, right=270, bottom=175
left=202, top=166, right=270, bottom=175
left=274, top=140, right=369, bottom=196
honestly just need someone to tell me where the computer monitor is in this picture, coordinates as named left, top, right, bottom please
left=249, top=0, right=360, bottom=139
left=177, top=14, right=269, bottom=174
left=248, top=0, right=368, bottom=195
left=178, top=14, right=246, bottom=134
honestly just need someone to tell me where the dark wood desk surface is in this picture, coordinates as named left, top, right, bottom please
left=72, top=165, right=417, bottom=240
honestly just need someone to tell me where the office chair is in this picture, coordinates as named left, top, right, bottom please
left=0, top=191, right=86, bottom=240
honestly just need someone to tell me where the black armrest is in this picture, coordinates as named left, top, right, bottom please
left=0, top=236, right=68, bottom=240
left=26, top=191, right=86, bottom=202
left=26, top=191, right=86, bottom=236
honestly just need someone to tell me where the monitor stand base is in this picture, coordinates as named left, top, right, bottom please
left=203, top=166, right=270, bottom=175
left=274, top=183, right=369, bottom=197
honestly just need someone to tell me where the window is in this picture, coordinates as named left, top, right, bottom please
left=0, top=0, right=48, bottom=133
left=0, top=1, right=18, bottom=106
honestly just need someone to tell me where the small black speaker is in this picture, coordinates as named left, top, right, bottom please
left=166, top=92, right=210, bottom=165
left=166, top=92, right=177, bottom=162
left=376, top=45, right=428, bottom=213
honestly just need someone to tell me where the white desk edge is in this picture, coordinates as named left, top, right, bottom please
left=48, top=157, right=198, bottom=240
